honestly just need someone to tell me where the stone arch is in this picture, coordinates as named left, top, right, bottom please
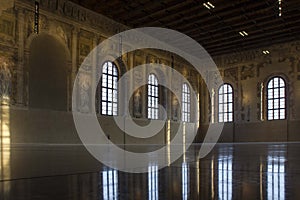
left=25, top=32, right=71, bottom=59
left=27, top=33, right=70, bottom=111
left=147, top=67, right=166, bottom=85
left=263, top=73, right=289, bottom=86
left=97, top=54, right=127, bottom=76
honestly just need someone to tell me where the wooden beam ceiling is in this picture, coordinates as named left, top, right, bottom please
left=70, top=0, right=300, bottom=56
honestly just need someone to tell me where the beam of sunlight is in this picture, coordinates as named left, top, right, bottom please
left=0, top=104, right=11, bottom=193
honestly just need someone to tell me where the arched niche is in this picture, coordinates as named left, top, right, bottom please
left=28, top=34, right=69, bottom=111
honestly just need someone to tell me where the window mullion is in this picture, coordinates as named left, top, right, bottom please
left=101, top=62, right=118, bottom=116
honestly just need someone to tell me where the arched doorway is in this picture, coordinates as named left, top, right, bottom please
left=28, top=34, right=68, bottom=111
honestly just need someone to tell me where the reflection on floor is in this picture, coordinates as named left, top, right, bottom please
left=0, top=142, right=299, bottom=200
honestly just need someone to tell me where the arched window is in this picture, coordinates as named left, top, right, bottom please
left=218, top=84, right=233, bottom=122
left=267, top=77, right=286, bottom=120
left=148, top=74, right=159, bottom=119
left=101, top=61, right=118, bottom=116
left=182, top=83, right=191, bottom=122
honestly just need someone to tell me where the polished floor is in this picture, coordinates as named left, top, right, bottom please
left=0, top=143, right=299, bottom=199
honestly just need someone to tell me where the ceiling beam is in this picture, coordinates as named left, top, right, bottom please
left=136, top=0, right=255, bottom=27
left=209, top=34, right=297, bottom=56
left=112, top=0, right=165, bottom=21
left=125, top=0, right=193, bottom=25
left=128, top=1, right=195, bottom=26
left=187, top=13, right=300, bottom=44
left=201, top=27, right=297, bottom=52
left=165, top=2, right=272, bottom=32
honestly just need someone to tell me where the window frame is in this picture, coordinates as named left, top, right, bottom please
left=147, top=73, right=159, bottom=119
left=218, top=83, right=234, bottom=123
left=100, top=61, right=119, bottom=116
left=182, top=83, right=191, bottom=122
left=266, top=76, right=286, bottom=121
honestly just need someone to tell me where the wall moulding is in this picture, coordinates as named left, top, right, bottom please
left=0, top=0, right=14, bottom=16
left=0, top=12, right=16, bottom=44
left=214, top=40, right=300, bottom=68
left=16, top=0, right=128, bottom=38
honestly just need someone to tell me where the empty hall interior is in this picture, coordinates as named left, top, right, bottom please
left=0, top=0, right=300, bottom=199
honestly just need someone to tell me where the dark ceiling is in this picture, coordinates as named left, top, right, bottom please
left=70, top=0, right=300, bottom=56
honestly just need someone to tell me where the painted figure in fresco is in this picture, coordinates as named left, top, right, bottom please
left=0, top=58, right=12, bottom=103
left=78, top=73, right=91, bottom=113
left=56, top=26, right=67, bottom=44
left=133, top=89, right=142, bottom=118
left=172, top=96, right=179, bottom=121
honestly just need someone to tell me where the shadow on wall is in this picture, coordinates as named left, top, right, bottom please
left=29, top=34, right=68, bottom=111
